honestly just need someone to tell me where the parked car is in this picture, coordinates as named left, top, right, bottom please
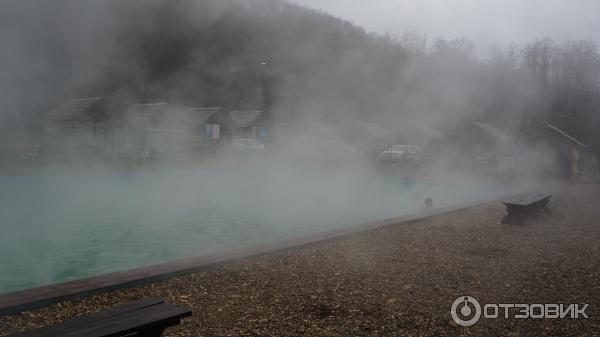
left=231, top=138, right=266, bottom=152
left=379, top=145, right=424, bottom=164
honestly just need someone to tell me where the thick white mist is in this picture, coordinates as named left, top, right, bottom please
left=0, top=153, right=522, bottom=294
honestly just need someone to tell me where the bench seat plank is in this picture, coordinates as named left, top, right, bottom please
left=502, top=194, right=552, bottom=225
left=8, top=299, right=191, bottom=337
left=9, top=299, right=164, bottom=337
left=59, top=304, right=190, bottom=337
left=503, top=194, right=552, bottom=207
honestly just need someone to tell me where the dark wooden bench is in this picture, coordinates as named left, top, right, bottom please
left=502, top=194, right=552, bottom=225
left=7, top=298, right=191, bottom=337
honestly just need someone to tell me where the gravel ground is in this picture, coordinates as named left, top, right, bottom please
left=1, top=183, right=599, bottom=336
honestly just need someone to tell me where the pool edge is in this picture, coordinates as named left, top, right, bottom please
left=0, top=195, right=515, bottom=316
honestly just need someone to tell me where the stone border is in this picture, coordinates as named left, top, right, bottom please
left=0, top=195, right=512, bottom=316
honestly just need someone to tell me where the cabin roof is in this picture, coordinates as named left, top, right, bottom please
left=125, top=103, right=169, bottom=115
left=473, top=122, right=513, bottom=143
left=229, top=111, right=262, bottom=128
left=184, top=107, right=220, bottom=126
left=124, top=103, right=169, bottom=124
left=47, top=97, right=102, bottom=122
left=546, top=123, right=586, bottom=148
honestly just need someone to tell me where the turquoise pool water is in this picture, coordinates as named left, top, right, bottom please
left=0, top=163, right=504, bottom=294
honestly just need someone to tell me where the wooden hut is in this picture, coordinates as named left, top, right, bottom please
left=182, top=107, right=221, bottom=153
left=546, top=123, right=598, bottom=180
left=208, top=110, right=270, bottom=142
left=118, top=103, right=170, bottom=158
left=44, top=97, right=106, bottom=155
left=228, top=111, right=266, bottom=139
left=184, top=107, right=221, bottom=141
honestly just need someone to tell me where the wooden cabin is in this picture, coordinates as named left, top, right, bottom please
left=182, top=107, right=221, bottom=153
left=117, top=103, right=170, bottom=159
left=44, top=97, right=106, bottom=155
left=228, top=110, right=268, bottom=140
left=116, top=104, right=224, bottom=159
left=546, top=123, right=598, bottom=180
left=207, top=110, right=270, bottom=143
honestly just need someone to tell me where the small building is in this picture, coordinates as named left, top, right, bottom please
left=229, top=111, right=265, bottom=138
left=218, top=110, right=269, bottom=141
left=184, top=107, right=221, bottom=140
left=45, top=97, right=105, bottom=132
left=44, top=97, right=106, bottom=155
left=117, top=103, right=170, bottom=159
left=117, top=104, right=224, bottom=159
left=123, top=103, right=169, bottom=127
left=472, top=121, right=523, bottom=176
left=182, top=107, right=221, bottom=153
left=546, top=123, right=598, bottom=180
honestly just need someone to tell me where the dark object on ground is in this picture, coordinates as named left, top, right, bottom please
left=6, top=298, right=191, bottom=337
left=502, top=194, right=552, bottom=225
left=425, top=197, right=434, bottom=209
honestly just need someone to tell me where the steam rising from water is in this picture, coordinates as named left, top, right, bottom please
left=0, top=157, right=520, bottom=294
left=0, top=0, right=591, bottom=296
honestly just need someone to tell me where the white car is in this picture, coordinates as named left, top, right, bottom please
left=380, top=145, right=424, bottom=163
left=231, top=138, right=266, bottom=152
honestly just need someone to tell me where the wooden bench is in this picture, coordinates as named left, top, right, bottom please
left=7, top=298, right=191, bottom=337
left=502, top=194, right=552, bottom=225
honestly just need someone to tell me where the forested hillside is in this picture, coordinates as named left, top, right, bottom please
left=1, top=0, right=599, bottom=155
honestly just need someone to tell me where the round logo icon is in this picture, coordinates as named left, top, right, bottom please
left=451, top=296, right=482, bottom=327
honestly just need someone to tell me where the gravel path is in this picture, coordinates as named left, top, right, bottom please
left=1, top=183, right=599, bottom=336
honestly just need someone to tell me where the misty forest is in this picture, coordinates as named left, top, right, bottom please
left=1, top=1, right=600, bottom=336
left=1, top=0, right=599, bottom=165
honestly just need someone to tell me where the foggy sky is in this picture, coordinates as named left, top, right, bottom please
left=291, top=0, right=600, bottom=54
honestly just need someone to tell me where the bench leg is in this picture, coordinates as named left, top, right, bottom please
left=501, top=214, right=512, bottom=224
left=543, top=205, right=552, bottom=214
left=502, top=213, right=524, bottom=225
left=502, top=206, right=514, bottom=224
left=515, top=214, right=525, bottom=225
left=503, top=206, right=527, bottom=225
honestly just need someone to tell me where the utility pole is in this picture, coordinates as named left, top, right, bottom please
left=259, top=61, right=267, bottom=111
